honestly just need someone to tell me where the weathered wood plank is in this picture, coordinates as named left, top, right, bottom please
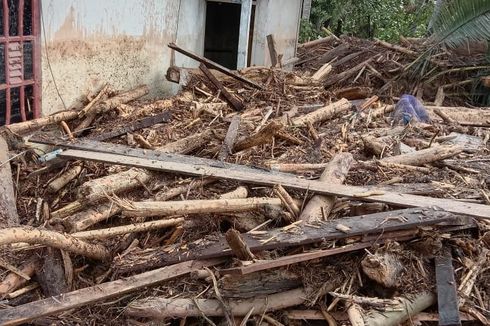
left=55, top=147, right=490, bottom=220
left=199, top=63, right=245, bottom=111
left=267, top=34, right=280, bottom=67
left=435, top=248, right=462, bottom=326
left=0, top=259, right=222, bottom=326
left=88, top=111, right=172, bottom=141
left=168, top=42, right=263, bottom=89
left=220, top=242, right=372, bottom=275
left=113, top=208, right=459, bottom=272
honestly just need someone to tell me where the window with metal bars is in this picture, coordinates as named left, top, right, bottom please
left=0, top=0, right=40, bottom=126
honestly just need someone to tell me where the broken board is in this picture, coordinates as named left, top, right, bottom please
left=113, top=208, right=463, bottom=272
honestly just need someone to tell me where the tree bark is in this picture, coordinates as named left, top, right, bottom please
left=0, top=136, right=19, bottom=226
left=380, top=145, right=463, bottom=166
left=77, top=131, right=213, bottom=204
left=47, top=165, right=82, bottom=194
left=233, top=121, right=283, bottom=153
left=0, top=257, right=40, bottom=296
left=0, top=227, right=110, bottom=261
left=125, top=288, right=306, bottom=319
left=292, top=99, right=351, bottom=127
left=299, top=153, right=354, bottom=222
left=363, top=292, right=436, bottom=326
left=123, top=197, right=284, bottom=218
left=63, top=203, right=122, bottom=232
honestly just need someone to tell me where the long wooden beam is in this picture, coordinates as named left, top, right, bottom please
left=112, top=208, right=462, bottom=273
left=56, top=147, right=490, bottom=220
left=168, top=42, right=264, bottom=89
left=0, top=259, right=222, bottom=326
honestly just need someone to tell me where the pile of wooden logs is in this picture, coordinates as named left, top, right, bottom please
left=0, top=40, right=488, bottom=326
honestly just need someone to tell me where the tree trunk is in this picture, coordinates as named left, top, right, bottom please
left=299, top=153, right=354, bottom=222
left=380, top=145, right=462, bottom=166
left=0, top=136, right=19, bottom=226
left=125, top=288, right=306, bottom=319
left=123, top=197, right=284, bottom=218
left=292, top=99, right=352, bottom=127
left=0, top=227, right=110, bottom=260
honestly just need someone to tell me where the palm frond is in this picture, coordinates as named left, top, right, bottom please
left=430, top=0, right=490, bottom=49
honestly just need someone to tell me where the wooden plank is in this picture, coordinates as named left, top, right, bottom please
left=0, top=259, right=222, bottom=326
left=220, top=242, right=372, bottom=275
left=219, top=115, right=241, bottom=161
left=237, top=0, right=252, bottom=69
left=199, top=63, right=245, bottom=111
left=435, top=247, right=462, bottom=326
left=266, top=34, right=279, bottom=67
left=88, top=111, right=172, bottom=141
left=168, top=42, right=263, bottom=89
left=113, top=208, right=459, bottom=272
left=56, top=148, right=490, bottom=220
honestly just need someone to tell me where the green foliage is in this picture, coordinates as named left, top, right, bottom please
left=302, top=0, right=433, bottom=41
left=429, top=0, right=490, bottom=49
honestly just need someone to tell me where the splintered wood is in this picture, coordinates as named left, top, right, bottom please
left=0, top=36, right=489, bottom=326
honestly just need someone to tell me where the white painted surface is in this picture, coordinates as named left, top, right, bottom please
left=39, top=0, right=302, bottom=115
left=237, top=0, right=252, bottom=69
left=251, top=0, right=302, bottom=68
left=40, top=0, right=205, bottom=115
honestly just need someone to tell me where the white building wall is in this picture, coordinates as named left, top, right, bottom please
left=40, top=0, right=302, bottom=116
left=40, top=0, right=205, bottom=115
left=251, top=0, right=302, bottom=67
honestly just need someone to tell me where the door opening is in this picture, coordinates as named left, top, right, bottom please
left=204, top=1, right=241, bottom=70
left=0, top=0, right=41, bottom=126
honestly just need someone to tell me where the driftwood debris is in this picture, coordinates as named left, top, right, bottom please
left=267, top=34, right=280, bottom=67
left=58, top=147, right=490, bottom=219
left=168, top=42, right=263, bottom=89
left=113, top=208, right=458, bottom=272
left=292, top=98, right=352, bottom=126
left=0, top=227, right=110, bottom=260
left=123, top=197, right=284, bottom=218
left=299, top=152, right=354, bottom=222
left=2, top=35, right=490, bottom=325
left=125, top=288, right=306, bottom=319
left=0, top=136, right=19, bottom=226
left=435, top=247, right=462, bottom=326
left=46, top=165, right=82, bottom=193
left=233, top=121, right=283, bottom=152
left=0, top=259, right=222, bottom=326
left=199, top=63, right=245, bottom=111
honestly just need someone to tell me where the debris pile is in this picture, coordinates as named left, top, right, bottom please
left=0, top=39, right=489, bottom=325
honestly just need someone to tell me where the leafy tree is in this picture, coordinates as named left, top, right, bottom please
left=300, top=0, right=434, bottom=42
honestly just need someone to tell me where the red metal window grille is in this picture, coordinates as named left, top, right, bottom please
left=0, top=0, right=41, bottom=126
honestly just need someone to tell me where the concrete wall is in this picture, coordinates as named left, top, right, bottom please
left=40, top=0, right=302, bottom=116
left=40, top=0, right=205, bottom=115
left=251, top=0, right=302, bottom=67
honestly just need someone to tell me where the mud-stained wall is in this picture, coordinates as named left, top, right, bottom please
left=40, top=0, right=206, bottom=115
left=251, top=0, right=302, bottom=67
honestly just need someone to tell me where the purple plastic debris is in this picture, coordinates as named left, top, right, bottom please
left=392, top=95, right=430, bottom=125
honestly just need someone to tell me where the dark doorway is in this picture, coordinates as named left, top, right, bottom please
left=204, top=1, right=241, bottom=70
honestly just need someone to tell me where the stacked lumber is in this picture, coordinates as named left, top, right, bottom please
left=0, top=41, right=489, bottom=326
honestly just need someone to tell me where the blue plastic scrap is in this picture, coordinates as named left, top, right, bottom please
left=392, top=94, right=430, bottom=125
